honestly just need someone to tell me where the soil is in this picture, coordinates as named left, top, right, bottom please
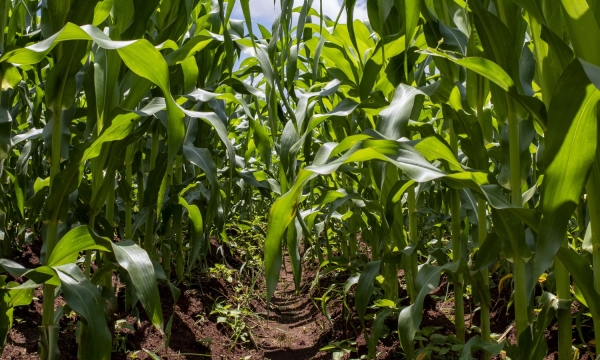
left=1, top=241, right=596, bottom=359
left=1, top=240, right=396, bottom=360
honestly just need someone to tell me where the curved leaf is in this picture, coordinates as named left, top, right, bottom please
left=54, top=264, right=111, bottom=360
left=47, top=226, right=112, bottom=267
left=398, top=262, right=460, bottom=358
left=112, top=241, right=164, bottom=332
left=356, top=260, right=382, bottom=328
left=535, top=60, right=600, bottom=279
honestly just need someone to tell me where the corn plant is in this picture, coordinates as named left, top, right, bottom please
left=0, top=0, right=247, bottom=358
left=261, top=0, right=600, bottom=359
left=0, top=0, right=600, bottom=360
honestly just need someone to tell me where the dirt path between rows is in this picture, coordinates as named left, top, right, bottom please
left=251, top=256, right=331, bottom=359
left=2, top=243, right=370, bottom=360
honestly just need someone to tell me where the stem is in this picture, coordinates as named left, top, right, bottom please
left=555, top=237, right=572, bottom=360
left=161, top=215, right=173, bottom=279
left=403, top=256, right=416, bottom=303
left=41, top=223, right=58, bottom=360
left=587, top=163, right=600, bottom=347
left=449, top=118, right=464, bottom=342
left=407, top=184, right=418, bottom=301
left=41, top=221, right=58, bottom=315
left=529, top=11, right=573, bottom=353
left=507, top=98, right=528, bottom=341
left=507, top=100, right=523, bottom=208
left=174, top=156, right=184, bottom=282
left=476, top=81, right=491, bottom=356
left=50, top=111, right=61, bottom=188
left=174, top=207, right=184, bottom=282
left=41, top=104, right=64, bottom=360
left=85, top=215, right=95, bottom=278
left=125, top=145, right=133, bottom=239
left=0, top=0, right=7, bottom=54
left=144, top=128, right=160, bottom=257
left=588, top=165, right=600, bottom=293
left=144, top=208, right=154, bottom=256
left=325, top=221, right=334, bottom=260
left=0, top=214, right=8, bottom=257
left=477, top=198, right=491, bottom=359
left=513, top=258, right=529, bottom=339
left=102, top=253, right=112, bottom=291
left=137, top=140, right=145, bottom=214
left=161, top=157, right=175, bottom=278
left=451, top=188, right=465, bottom=342
left=349, top=226, right=358, bottom=259
left=267, top=84, right=278, bottom=141
left=106, top=175, right=115, bottom=231
left=150, top=126, right=159, bottom=171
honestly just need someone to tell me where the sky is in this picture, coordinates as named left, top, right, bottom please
left=230, top=0, right=369, bottom=31
left=229, top=0, right=369, bottom=68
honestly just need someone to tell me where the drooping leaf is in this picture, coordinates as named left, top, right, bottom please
left=54, top=264, right=111, bottom=360
left=398, top=262, right=460, bottom=358
left=47, top=226, right=112, bottom=267
left=112, top=241, right=164, bottom=332
left=535, top=60, right=600, bottom=280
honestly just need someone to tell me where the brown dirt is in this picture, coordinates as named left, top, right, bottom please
left=2, top=239, right=398, bottom=359
left=2, top=241, right=596, bottom=359
left=423, top=275, right=595, bottom=360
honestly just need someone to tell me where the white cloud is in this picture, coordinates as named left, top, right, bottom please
left=230, top=1, right=369, bottom=69
left=231, top=0, right=369, bottom=31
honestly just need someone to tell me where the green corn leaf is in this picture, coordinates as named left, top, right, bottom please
left=398, top=262, right=460, bottom=358
left=513, top=0, right=545, bottom=25
left=165, top=32, right=216, bottom=65
left=182, top=109, right=236, bottom=175
left=535, top=59, right=600, bottom=280
left=345, top=0, right=359, bottom=53
left=92, top=0, right=113, bottom=26
left=47, top=226, right=112, bottom=267
left=474, top=232, right=502, bottom=272
left=6, top=285, right=34, bottom=308
left=8, top=266, right=62, bottom=288
left=468, top=0, right=521, bottom=82
left=0, top=259, right=29, bottom=278
left=355, top=260, right=381, bottom=328
left=248, top=118, right=272, bottom=167
left=424, top=48, right=547, bottom=129
left=240, top=0, right=254, bottom=44
left=0, top=279, right=33, bottom=351
left=112, top=241, right=164, bottom=333
left=377, top=84, right=423, bottom=140
left=182, top=145, right=219, bottom=191
left=0, top=63, right=21, bottom=90
left=287, top=218, right=303, bottom=291
left=446, top=107, right=488, bottom=171
left=3, top=169, right=23, bottom=218
left=555, top=247, right=600, bottom=321
left=265, top=137, right=539, bottom=300
left=528, top=19, right=574, bottom=106
left=560, top=0, right=600, bottom=66
left=492, top=209, right=532, bottom=263
left=0, top=108, right=10, bottom=162
left=0, top=22, right=185, bottom=168
left=459, top=336, right=504, bottom=360
left=54, top=264, right=112, bottom=360
left=83, top=99, right=164, bottom=162
left=176, top=196, right=204, bottom=268
left=368, top=308, right=393, bottom=358
left=504, top=291, right=560, bottom=359
left=93, top=46, right=120, bottom=129
left=404, top=0, right=421, bottom=78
